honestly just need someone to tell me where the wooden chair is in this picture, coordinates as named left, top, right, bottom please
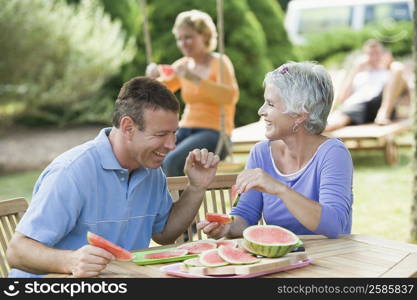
left=0, top=197, right=28, bottom=278
left=168, top=173, right=264, bottom=243
left=168, top=173, right=237, bottom=243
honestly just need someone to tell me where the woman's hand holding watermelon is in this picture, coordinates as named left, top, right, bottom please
left=197, top=220, right=231, bottom=239
left=197, top=215, right=249, bottom=240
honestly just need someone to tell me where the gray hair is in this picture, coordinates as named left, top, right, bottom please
left=264, top=61, right=334, bottom=135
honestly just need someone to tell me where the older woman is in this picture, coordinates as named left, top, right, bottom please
left=199, top=61, right=353, bottom=239
left=146, top=9, right=239, bottom=176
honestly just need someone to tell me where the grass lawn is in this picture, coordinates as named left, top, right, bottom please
left=0, top=147, right=414, bottom=244
left=350, top=148, right=413, bottom=243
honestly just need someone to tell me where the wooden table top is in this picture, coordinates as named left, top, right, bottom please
left=47, top=234, right=417, bottom=278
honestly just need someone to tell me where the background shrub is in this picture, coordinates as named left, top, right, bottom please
left=297, top=21, right=413, bottom=67
left=0, top=0, right=135, bottom=126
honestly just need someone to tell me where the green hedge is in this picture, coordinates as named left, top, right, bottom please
left=247, top=0, right=297, bottom=68
left=297, top=21, right=413, bottom=67
left=0, top=0, right=135, bottom=126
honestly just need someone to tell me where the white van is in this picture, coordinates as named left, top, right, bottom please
left=285, top=0, right=414, bottom=44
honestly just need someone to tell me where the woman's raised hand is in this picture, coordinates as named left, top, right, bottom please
left=145, top=62, right=160, bottom=78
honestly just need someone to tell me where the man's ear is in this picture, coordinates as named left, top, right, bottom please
left=119, top=116, right=135, bottom=139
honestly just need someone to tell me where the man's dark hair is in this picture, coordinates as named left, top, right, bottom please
left=112, top=76, right=180, bottom=130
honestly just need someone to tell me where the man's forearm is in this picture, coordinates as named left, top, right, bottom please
left=7, top=233, right=72, bottom=275
left=153, top=184, right=205, bottom=244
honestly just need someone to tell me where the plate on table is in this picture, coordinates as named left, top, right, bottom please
left=161, top=257, right=312, bottom=278
left=133, top=248, right=198, bottom=265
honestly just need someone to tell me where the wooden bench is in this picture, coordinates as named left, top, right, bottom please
left=230, top=118, right=412, bottom=165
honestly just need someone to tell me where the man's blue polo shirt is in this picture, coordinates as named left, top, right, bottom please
left=10, top=128, right=173, bottom=277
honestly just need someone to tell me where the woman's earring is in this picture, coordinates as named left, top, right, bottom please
left=292, top=123, right=300, bottom=133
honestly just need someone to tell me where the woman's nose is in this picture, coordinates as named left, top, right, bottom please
left=258, top=103, right=266, bottom=116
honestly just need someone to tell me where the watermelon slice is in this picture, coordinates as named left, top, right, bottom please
left=199, top=249, right=228, bottom=267
left=206, top=213, right=233, bottom=224
left=158, top=64, right=174, bottom=79
left=215, top=239, right=238, bottom=248
left=217, top=245, right=260, bottom=265
left=87, top=231, right=134, bottom=261
left=231, top=184, right=240, bottom=207
left=177, top=241, right=217, bottom=254
left=144, top=249, right=188, bottom=259
left=243, top=225, right=301, bottom=258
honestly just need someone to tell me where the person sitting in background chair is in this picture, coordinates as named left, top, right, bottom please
left=326, top=39, right=408, bottom=131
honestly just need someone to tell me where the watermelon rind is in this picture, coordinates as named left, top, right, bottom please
left=183, top=257, right=203, bottom=267
left=217, top=245, right=260, bottom=265
left=199, top=249, right=229, bottom=267
left=238, top=239, right=258, bottom=255
left=242, top=225, right=301, bottom=258
left=215, top=239, right=238, bottom=248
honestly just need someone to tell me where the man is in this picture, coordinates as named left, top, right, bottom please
left=326, top=39, right=408, bottom=131
left=7, top=77, right=220, bottom=277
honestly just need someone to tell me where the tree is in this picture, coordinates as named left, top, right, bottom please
left=247, top=0, right=297, bottom=68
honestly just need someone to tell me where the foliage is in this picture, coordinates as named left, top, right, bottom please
left=0, top=0, right=135, bottom=126
left=277, top=0, right=291, bottom=11
left=296, top=21, right=413, bottom=67
left=247, top=0, right=297, bottom=68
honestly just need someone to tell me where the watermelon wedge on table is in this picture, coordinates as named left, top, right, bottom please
left=144, top=249, right=188, bottom=259
left=87, top=232, right=134, bottom=261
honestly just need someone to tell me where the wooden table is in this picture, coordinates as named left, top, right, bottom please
left=47, top=234, right=417, bottom=278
